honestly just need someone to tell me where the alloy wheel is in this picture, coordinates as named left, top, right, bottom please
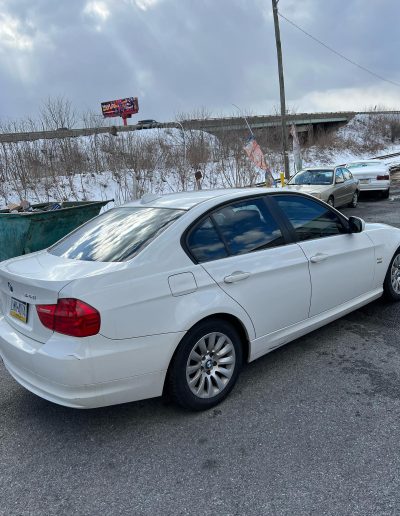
left=186, top=332, right=236, bottom=399
left=391, top=254, right=400, bottom=294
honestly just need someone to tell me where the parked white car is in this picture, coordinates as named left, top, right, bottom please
left=345, top=160, right=390, bottom=197
left=1, top=189, right=400, bottom=411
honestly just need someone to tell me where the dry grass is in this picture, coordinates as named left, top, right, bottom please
left=1, top=101, right=399, bottom=204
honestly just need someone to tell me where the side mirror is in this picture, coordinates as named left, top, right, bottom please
left=348, top=216, right=365, bottom=233
left=335, top=177, right=345, bottom=184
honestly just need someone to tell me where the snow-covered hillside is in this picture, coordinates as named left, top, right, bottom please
left=300, top=114, right=400, bottom=169
left=1, top=114, right=400, bottom=209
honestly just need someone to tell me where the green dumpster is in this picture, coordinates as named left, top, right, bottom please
left=0, top=200, right=112, bottom=261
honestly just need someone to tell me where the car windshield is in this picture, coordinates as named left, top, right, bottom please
left=49, top=207, right=184, bottom=262
left=288, top=170, right=334, bottom=185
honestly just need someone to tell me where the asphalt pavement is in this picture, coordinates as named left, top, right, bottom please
left=2, top=177, right=400, bottom=516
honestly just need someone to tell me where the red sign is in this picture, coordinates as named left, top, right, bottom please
left=101, top=97, right=139, bottom=118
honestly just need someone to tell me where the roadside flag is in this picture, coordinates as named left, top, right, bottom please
left=243, top=136, right=274, bottom=186
left=290, top=124, right=302, bottom=173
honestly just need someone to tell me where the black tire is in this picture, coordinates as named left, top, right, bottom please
left=383, top=247, right=400, bottom=301
left=327, top=196, right=334, bottom=207
left=381, top=188, right=390, bottom=199
left=349, top=190, right=359, bottom=208
left=166, top=318, right=243, bottom=411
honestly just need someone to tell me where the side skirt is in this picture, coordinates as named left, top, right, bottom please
left=249, top=288, right=383, bottom=362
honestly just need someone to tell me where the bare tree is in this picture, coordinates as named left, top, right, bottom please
left=40, top=96, right=77, bottom=130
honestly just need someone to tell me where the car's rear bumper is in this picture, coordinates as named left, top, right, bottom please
left=2, top=357, right=166, bottom=408
left=358, top=179, right=390, bottom=192
left=0, top=314, right=184, bottom=408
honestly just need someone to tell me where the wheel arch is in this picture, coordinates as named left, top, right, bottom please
left=163, top=312, right=251, bottom=395
left=206, top=313, right=251, bottom=362
left=181, top=313, right=250, bottom=361
left=383, top=244, right=400, bottom=300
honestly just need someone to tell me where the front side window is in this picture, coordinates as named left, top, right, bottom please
left=49, top=207, right=184, bottom=262
left=273, top=195, right=348, bottom=242
left=342, top=168, right=353, bottom=181
left=335, top=169, right=345, bottom=183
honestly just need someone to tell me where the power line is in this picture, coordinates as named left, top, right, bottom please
left=278, top=11, right=400, bottom=89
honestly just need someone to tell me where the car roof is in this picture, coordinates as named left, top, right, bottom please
left=122, top=188, right=277, bottom=210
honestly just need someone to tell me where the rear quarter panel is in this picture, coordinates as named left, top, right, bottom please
left=58, top=214, right=256, bottom=343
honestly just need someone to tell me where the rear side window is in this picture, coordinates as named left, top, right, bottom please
left=49, top=207, right=184, bottom=262
left=187, top=217, right=228, bottom=263
left=212, top=198, right=284, bottom=255
left=273, top=195, right=348, bottom=241
left=186, top=197, right=284, bottom=263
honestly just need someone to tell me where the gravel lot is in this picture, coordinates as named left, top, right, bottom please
left=2, top=175, right=400, bottom=516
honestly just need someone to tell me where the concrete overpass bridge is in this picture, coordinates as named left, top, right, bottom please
left=1, top=111, right=399, bottom=144
left=182, top=111, right=356, bottom=135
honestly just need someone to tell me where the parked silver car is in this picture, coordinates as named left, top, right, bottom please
left=285, top=167, right=359, bottom=208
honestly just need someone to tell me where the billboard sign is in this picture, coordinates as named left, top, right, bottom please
left=101, top=97, right=139, bottom=118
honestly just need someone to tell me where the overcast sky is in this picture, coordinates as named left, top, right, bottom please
left=1, top=0, right=399, bottom=126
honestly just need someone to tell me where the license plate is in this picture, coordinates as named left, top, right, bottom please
left=359, top=179, right=370, bottom=184
left=10, top=297, right=28, bottom=323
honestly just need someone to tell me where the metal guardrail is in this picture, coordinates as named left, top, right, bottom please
left=370, top=151, right=400, bottom=160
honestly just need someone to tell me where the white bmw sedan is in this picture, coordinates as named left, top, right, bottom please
left=1, top=189, right=400, bottom=411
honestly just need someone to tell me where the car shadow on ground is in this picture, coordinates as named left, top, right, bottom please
left=358, top=191, right=387, bottom=202
left=9, top=296, right=395, bottom=434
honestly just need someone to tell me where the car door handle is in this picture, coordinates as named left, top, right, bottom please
left=310, top=253, right=329, bottom=263
left=224, top=271, right=251, bottom=283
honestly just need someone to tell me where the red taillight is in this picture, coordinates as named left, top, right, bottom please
left=36, top=298, right=100, bottom=337
left=376, top=174, right=389, bottom=180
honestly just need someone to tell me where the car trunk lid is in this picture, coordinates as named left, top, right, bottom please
left=0, top=251, right=125, bottom=343
left=350, top=167, right=388, bottom=180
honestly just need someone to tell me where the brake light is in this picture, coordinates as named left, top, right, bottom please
left=36, top=304, right=56, bottom=329
left=376, top=174, right=389, bottom=180
left=36, top=298, right=100, bottom=337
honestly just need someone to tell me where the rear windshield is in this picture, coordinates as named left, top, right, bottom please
left=49, top=207, right=184, bottom=262
left=347, top=162, right=381, bottom=169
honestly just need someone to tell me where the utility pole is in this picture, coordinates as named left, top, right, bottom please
left=175, top=120, right=187, bottom=177
left=272, top=0, right=290, bottom=180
